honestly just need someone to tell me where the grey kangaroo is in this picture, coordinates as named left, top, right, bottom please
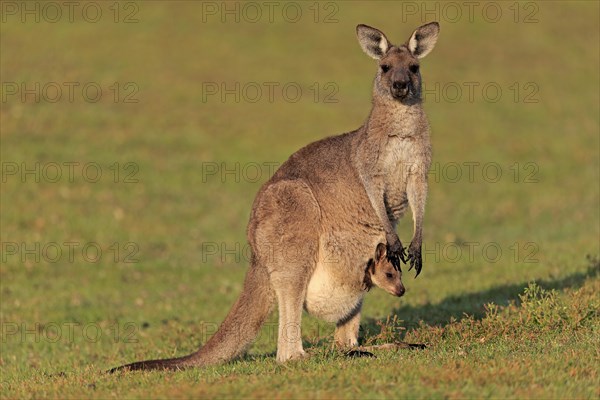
left=110, top=21, right=438, bottom=372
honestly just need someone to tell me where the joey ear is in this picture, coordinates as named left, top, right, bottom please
left=375, top=243, right=387, bottom=262
left=407, top=21, right=440, bottom=59
left=366, top=258, right=375, bottom=274
left=356, top=24, right=390, bottom=60
left=363, top=259, right=374, bottom=291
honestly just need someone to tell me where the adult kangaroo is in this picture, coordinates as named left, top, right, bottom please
left=110, top=22, right=438, bottom=372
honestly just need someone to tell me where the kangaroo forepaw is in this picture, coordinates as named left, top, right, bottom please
left=386, top=240, right=407, bottom=271
left=407, top=243, right=422, bottom=277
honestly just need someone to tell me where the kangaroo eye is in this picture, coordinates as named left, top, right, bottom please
left=409, top=64, right=419, bottom=74
left=385, top=272, right=393, bottom=279
left=380, top=65, right=391, bottom=73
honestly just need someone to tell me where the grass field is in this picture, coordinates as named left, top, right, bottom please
left=1, top=1, right=599, bottom=398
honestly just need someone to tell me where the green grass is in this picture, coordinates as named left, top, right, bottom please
left=1, top=1, right=599, bottom=398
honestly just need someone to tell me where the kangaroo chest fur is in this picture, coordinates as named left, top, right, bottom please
left=382, top=135, right=427, bottom=221
left=370, top=105, right=431, bottom=223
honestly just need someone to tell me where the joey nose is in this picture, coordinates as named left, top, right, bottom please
left=396, top=286, right=406, bottom=297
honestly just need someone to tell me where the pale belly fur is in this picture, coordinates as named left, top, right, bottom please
left=304, top=262, right=363, bottom=323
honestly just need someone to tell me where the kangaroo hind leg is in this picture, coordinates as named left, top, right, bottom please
left=252, top=179, right=321, bottom=363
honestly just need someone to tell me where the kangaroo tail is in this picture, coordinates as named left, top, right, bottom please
left=108, top=259, right=274, bottom=372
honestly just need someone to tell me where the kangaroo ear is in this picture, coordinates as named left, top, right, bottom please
left=407, top=22, right=440, bottom=59
left=375, top=243, right=387, bottom=262
left=356, top=24, right=390, bottom=60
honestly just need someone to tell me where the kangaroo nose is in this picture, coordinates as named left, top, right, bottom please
left=392, top=81, right=408, bottom=91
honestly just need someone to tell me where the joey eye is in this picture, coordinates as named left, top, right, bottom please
left=409, top=64, right=420, bottom=74
left=385, top=272, right=393, bottom=279
left=380, top=65, right=391, bottom=73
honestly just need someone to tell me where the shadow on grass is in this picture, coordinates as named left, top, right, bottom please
left=362, top=256, right=599, bottom=336
left=179, top=257, right=600, bottom=362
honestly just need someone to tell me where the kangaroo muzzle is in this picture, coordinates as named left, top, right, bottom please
left=391, top=80, right=410, bottom=99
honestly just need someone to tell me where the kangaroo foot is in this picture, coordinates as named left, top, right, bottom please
left=345, top=349, right=376, bottom=358
left=357, top=342, right=426, bottom=352
left=276, top=348, right=307, bottom=363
